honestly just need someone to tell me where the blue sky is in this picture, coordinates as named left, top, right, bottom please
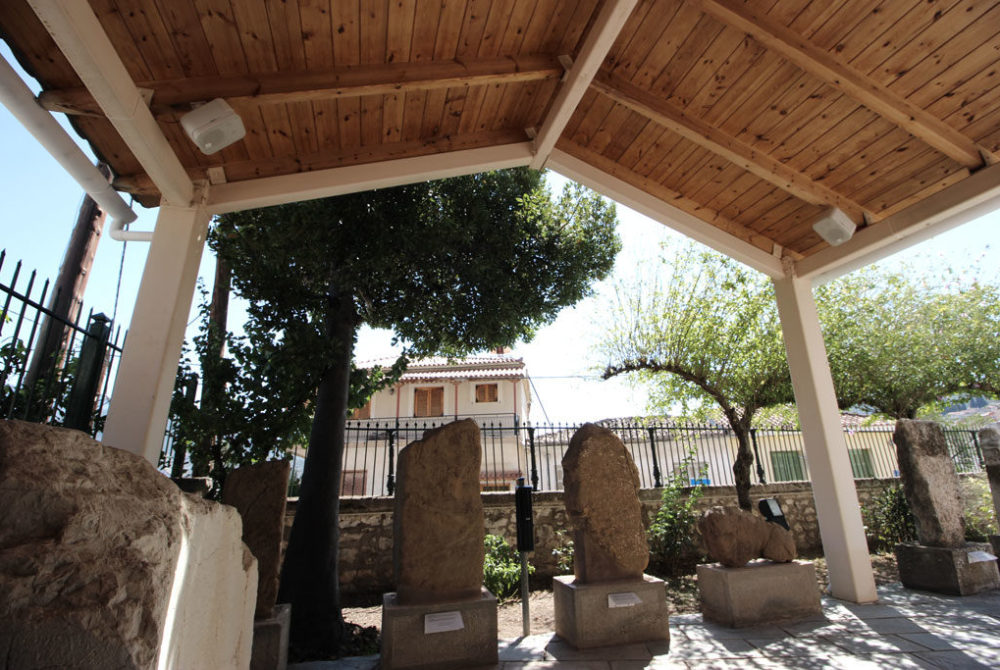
left=2, top=42, right=999, bottom=423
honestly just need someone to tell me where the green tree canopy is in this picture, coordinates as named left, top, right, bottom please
left=213, top=168, right=619, bottom=658
left=599, top=242, right=794, bottom=510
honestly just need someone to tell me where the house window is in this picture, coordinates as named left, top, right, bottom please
left=475, top=383, right=499, bottom=403
left=770, top=451, right=805, bottom=482
left=848, top=449, right=875, bottom=478
left=341, top=470, right=367, bottom=496
left=350, top=400, right=371, bottom=420
left=414, top=386, right=444, bottom=417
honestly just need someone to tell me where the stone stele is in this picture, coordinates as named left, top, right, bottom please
left=222, top=460, right=291, bottom=619
left=393, top=419, right=485, bottom=605
left=894, top=420, right=966, bottom=547
left=0, top=419, right=256, bottom=670
left=698, top=506, right=797, bottom=568
left=562, top=423, right=648, bottom=583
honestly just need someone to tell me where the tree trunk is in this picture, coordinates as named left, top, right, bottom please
left=278, top=288, right=355, bottom=658
left=193, top=258, right=231, bottom=483
left=728, top=413, right=755, bottom=511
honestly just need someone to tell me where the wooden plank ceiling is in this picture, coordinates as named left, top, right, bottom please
left=1, top=0, right=998, bottom=259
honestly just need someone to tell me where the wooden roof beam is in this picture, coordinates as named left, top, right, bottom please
left=548, top=144, right=786, bottom=278
left=592, top=72, right=871, bottom=223
left=38, top=55, right=564, bottom=117
left=690, top=0, right=995, bottom=169
left=529, top=0, right=639, bottom=170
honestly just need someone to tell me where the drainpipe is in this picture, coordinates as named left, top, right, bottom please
left=0, top=55, right=151, bottom=241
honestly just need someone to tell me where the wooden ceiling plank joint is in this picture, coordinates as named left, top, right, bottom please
left=592, top=71, right=871, bottom=223
left=529, top=0, right=639, bottom=170
left=689, top=0, right=995, bottom=169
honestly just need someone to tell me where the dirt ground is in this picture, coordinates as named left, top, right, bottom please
left=343, top=554, right=901, bottom=640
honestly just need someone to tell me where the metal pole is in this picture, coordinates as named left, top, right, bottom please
left=647, top=427, right=662, bottom=488
left=386, top=429, right=396, bottom=496
left=527, top=426, right=538, bottom=489
left=520, top=551, right=530, bottom=637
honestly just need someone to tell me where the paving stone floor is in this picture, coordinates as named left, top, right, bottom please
left=290, top=584, right=1000, bottom=669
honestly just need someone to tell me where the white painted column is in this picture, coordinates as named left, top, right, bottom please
left=773, top=274, right=877, bottom=603
left=104, top=199, right=210, bottom=464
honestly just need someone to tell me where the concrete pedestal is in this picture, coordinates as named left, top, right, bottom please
left=552, top=574, right=669, bottom=649
left=697, top=560, right=821, bottom=628
left=250, top=604, right=289, bottom=670
left=895, top=542, right=1000, bottom=596
left=380, top=588, right=497, bottom=670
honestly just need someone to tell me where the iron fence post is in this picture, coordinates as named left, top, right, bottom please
left=971, top=430, right=983, bottom=469
left=647, top=427, right=662, bottom=488
left=750, top=428, right=766, bottom=484
left=386, top=429, right=396, bottom=496
left=527, top=426, right=538, bottom=489
left=64, top=313, right=111, bottom=432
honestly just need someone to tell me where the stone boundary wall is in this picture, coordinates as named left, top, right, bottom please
left=284, top=478, right=897, bottom=598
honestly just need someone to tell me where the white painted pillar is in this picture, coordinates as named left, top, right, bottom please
left=104, top=199, right=210, bottom=464
left=773, top=274, right=877, bottom=603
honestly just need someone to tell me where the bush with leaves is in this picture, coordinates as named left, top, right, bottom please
left=647, top=456, right=707, bottom=577
left=551, top=528, right=574, bottom=575
left=862, top=486, right=917, bottom=552
left=961, top=474, right=998, bottom=542
left=483, top=534, right=532, bottom=600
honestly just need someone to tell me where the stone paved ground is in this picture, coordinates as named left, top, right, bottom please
left=291, top=584, right=1000, bottom=669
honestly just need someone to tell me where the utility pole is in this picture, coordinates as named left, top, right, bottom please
left=25, top=162, right=112, bottom=389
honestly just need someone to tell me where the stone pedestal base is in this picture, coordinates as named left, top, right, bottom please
left=553, top=574, right=669, bottom=649
left=895, top=542, right=1000, bottom=596
left=250, top=604, right=289, bottom=670
left=697, top=560, right=821, bottom=628
left=380, top=588, right=497, bottom=670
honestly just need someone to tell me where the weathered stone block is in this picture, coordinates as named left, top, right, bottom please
left=0, top=420, right=257, bottom=669
left=223, top=460, right=291, bottom=618
left=393, top=419, right=484, bottom=605
left=895, top=542, right=1000, bottom=596
left=699, top=506, right=796, bottom=567
left=562, top=423, right=648, bottom=583
left=697, top=560, right=821, bottom=627
left=380, top=588, right=497, bottom=670
left=552, top=574, right=669, bottom=649
left=894, top=420, right=966, bottom=547
left=978, top=427, right=1000, bottom=526
left=251, top=603, right=290, bottom=670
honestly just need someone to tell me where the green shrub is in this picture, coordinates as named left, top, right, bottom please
left=483, top=534, right=533, bottom=600
left=647, top=457, right=707, bottom=577
left=961, top=474, right=998, bottom=542
left=551, top=528, right=574, bottom=575
left=863, top=485, right=917, bottom=552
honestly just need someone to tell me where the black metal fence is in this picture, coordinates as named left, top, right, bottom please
left=1, top=251, right=123, bottom=437
left=316, top=416, right=985, bottom=497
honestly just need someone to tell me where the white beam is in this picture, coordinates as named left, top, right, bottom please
left=773, top=274, right=877, bottom=604
left=547, top=149, right=785, bottom=278
left=529, top=0, right=638, bottom=170
left=28, top=0, right=194, bottom=206
left=796, top=162, right=1000, bottom=284
left=207, top=142, right=534, bottom=213
left=103, top=197, right=210, bottom=463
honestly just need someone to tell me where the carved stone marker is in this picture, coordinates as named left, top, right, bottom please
left=554, top=424, right=668, bottom=649
left=0, top=420, right=256, bottom=669
left=383, top=419, right=497, bottom=670
left=699, top=506, right=797, bottom=567
left=894, top=420, right=966, bottom=547
left=562, top=422, right=648, bottom=582
left=893, top=420, right=999, bottom=595
left=392, top=418, right=485, bottom=605
left=978, top=426, right=1000, bottom=555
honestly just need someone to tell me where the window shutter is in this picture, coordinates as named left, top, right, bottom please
left=430, top=387, right=444, bottom=416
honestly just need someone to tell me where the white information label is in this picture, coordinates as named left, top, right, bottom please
left=607, top=592, right=642, bottom=608
left=424, top=611, right=464, bottom=634
left=967, top=550, right=998, bottom=564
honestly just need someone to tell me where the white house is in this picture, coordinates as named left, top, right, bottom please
left=341, top=351, right=532, bottom=496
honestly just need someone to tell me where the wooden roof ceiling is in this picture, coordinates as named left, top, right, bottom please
left=2, top=0, right=999, bottom=268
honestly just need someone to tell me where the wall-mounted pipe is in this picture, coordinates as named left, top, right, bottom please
left=0, top=54, right=153, bottom=242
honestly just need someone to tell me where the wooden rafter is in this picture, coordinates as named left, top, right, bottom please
left=688, top=0, right=995, bottom=169
left=591, top=71, right=872, bottom=222
left=529, top=0, right=639, bottom=169
left=38, top=55, right=564, bottom=117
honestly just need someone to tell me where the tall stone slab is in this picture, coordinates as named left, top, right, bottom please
left=555, top=424, right=668, bottom=650
left=978, top=427, right=1000, bottom=549
left=383, top=419, right=497, bottom=670
left=0, top=420, right=256, bottom=669
left=562, top=423, right=648, bottom=582
left=893, top=420, right=966, bottom=547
